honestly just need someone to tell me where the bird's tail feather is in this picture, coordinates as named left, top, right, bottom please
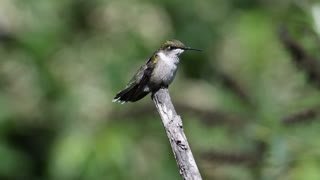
left=112, top=84, right=149, bottom=103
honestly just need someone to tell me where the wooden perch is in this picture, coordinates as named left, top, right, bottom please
left=152, top=88, right=202, bottom=180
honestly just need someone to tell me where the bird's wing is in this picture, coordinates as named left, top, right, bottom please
left=126, top=53, right=158, bottom=87
left=112, top=53, right=159, bottom=103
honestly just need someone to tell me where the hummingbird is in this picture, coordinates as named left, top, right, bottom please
left=112, top=39, right=201, bottom=104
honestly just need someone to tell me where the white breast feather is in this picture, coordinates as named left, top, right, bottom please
left=158, top=52, right=175, bottom=66
left=155, top=52, right=180, bottom=85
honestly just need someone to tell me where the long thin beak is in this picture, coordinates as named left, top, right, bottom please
left=183, top=47, right=202, bottom=51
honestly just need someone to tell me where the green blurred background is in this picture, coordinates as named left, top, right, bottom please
left=0, top=0, right=320, bottom=179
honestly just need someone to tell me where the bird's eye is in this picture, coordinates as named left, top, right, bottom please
left=167, top=46, right=175, bottom=50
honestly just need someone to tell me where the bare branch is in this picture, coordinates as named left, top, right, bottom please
left=152, top=88, right=202, bottom=180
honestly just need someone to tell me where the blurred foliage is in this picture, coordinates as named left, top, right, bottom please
left=0, top=0, right=320, bottom=179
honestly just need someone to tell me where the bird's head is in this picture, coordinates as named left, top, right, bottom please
left=158, top=39, right=201, bottom=58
